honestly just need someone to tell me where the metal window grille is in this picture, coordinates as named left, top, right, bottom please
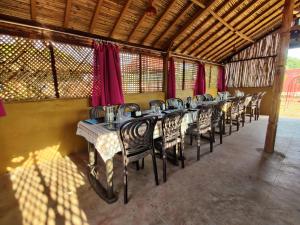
left=184, top=60, right=197, bottom=89
left=175, top=59, right=184, bottom=90
left=0, top=35, right=55, bottom=102
left=52, top=42, right=93, bottom=98
left=120, top=51, right=140, bottom=94
left=141, top=54, right=163, bottom=92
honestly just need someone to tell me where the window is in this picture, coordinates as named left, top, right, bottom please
left=184, top=60, right=197, bottom=89
left=120, top=50, right=163, bottom=94
left=175, top=59, right=197, bottom=90
left=141, top=54, right=163, bottom=92
left=120, top=51, right=140, bottom=94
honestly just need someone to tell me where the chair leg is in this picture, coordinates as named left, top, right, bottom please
left=173, top=145, right=179, bottom=166
left=179, top=143, right=185, bottom=168
left=242, top=112, right=245, bottom=127
left=219, top=120, right=223, bottom=144
left=210, top=131, right=213, bottom=153
left=237, top=115, right=240, bottom=131
left=229, top=115, right=232, bottom=135
left=197, top=134, right=201, bottom=161
left=124, top=166, right=128, bottom=204
left=141, top=158, right=145, bottom=169
left=190, top=134, right=193, bottom=145
left=212, top=126, right=216, bottom=143
left=151, top=152, right=159, bottom=186
left=162, top=148, right=167, bottom=182
left=222, top=113, right=226, bottom=135
left=250, top=109, right=252, bottom=123
left=135, top=161, right=140, bottom=170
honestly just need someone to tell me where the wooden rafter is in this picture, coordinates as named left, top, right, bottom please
left=30, top=0, right=37, bottom=20
left=110, top=0, right=132, bottom=38
left=176, top=0, right=229, bottom=53
left=188, top=0, right=262, bottom=56
left=64, top=0, right=72, bottom=28
left=127, top=0, right=158, bottom=42
left=195, top=0, right=281, bottom=59
left=192, top=0, right=254, bottom=43
left=205, top=0, right=284, bottom=61
left=142, top=0, right=177, bottom=45
left=169, top=0, right=216, bottom=50
left=215, top=14, right=283, bottom=62
left=89, top=0, right=105, bottom=33
left=152, top=2, right=193, bottom=48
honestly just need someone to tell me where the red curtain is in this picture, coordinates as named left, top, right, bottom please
left=167, top=57, right=176, bottom=99
left=0, top=99, right=6, bottom=117
left=194, top=63, right=206, bottom=95
left=217, top=65, right=226, bottom=92
left=92, top=42, right=124, bottom=106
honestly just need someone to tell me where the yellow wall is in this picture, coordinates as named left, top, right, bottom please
left=0, top=92, right=165, bottom=175
left=228, top=87, right=273, bottom=115
left=176, top=87, right=218, bottom=100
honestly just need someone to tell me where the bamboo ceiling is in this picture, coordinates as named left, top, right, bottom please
left=0, top=0, right=299, bottom=63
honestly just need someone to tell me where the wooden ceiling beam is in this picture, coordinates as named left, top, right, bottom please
left=195, top=0, right=281, bottom=58
left=30, top=0, right=37, bottom=20
left=89, top=0, right=105, bottom=33
left=178, top=0, right=239, bottom=54
left=127, top=0, right=158, bottom=42
left=152, top=2, right=193, bottom=48
left=169, top=0, right=216, bottom=50
left=192, top=0, right=254, bottom=44
left=213, top=12, right=283, bottom=61
left=216, top=1, right=300, bottom=62
left=63, top=0, right=72, bottom=28
left=189, top=0, right=265, bottom=57
left=205, top=0, right=283, bottom=61
left=110, top=0, right=133, bottom=38
left=142, top=0, right=177, bottom=45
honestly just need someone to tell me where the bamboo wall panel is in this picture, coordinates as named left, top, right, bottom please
left=225, top=33, right=279, bottom=87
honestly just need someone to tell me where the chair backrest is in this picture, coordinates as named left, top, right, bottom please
left=161, top=111, right=184, bottom=149
left=230, top=98, right=240, bottom=115
left=118, top=103, right=140, bottom=115
left=204, top=94, right=214, bottom=101
left=89, top=106, right=105, bottom=119
left=166, top=98, right=184, bottom=109
left=212, top=102, right=224, bottom=124
left=196, top=106, right=212, bottom=133
left=120, top=116, right=157, bottom=164
left=196, top=95, right=205, bottom=102
left=149, top=100, right=165, bottom=110
left=244, top=95, right=253, bottom=107
left=257, top=91, right=266, bottom=107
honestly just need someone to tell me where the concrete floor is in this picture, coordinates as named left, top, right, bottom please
left=0, top=116, right=300, bottom=225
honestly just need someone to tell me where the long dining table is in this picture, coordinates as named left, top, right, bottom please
left=76, top=109, right=197, bottom=203
left=76, top=99, right=233, bottom=203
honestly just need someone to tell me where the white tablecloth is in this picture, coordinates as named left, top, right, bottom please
left=76, top=111, right=197, bottom=162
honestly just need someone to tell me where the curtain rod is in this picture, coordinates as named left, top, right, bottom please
left=0, top=18, right=166, bottom=55
left=170, top=52, right=223, bottom=66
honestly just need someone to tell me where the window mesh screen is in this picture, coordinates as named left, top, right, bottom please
left=0, top=35, right=55, bottom=102
left=175, top=59, right=184, bottom=90
left=120, top=51, right=140, bottom=94
left=52, top=42, right=93, bottom=98
left=141, top=54, right=163, bottom=92
left=184, top=60, right=197, bottom=89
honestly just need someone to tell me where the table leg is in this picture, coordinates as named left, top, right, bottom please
left=87, top=142, right=118, bottom=204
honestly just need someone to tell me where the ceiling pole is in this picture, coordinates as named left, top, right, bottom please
left=64, top=0, right=72, bottom=28
left=264, top=0, right=295, bottom=153
left=89, top=0, right=105, bottom=33
left=30, top=0, right=37, bottom=20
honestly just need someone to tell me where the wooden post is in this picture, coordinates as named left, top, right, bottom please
left=264, top=0, right=295, bottom=153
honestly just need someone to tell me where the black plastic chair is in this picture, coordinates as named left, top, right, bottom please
left=204, top=94, right=214, bottom=101
left=166, top=98, right=184, bottom=109
left=190, top=106, right=213, bottom=160
left=256, top=91, right=266, bottom=120
left=195, top=95, right=205, bottom=102
left=149, top=100, right=165, bottom=110
left=119, top=116, right=158, bottom=204
left=211, top=102, right=224, bottom=144
left=118, top=103, right=140, bottom=115
left=154, top=111, right=184, bottom=182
